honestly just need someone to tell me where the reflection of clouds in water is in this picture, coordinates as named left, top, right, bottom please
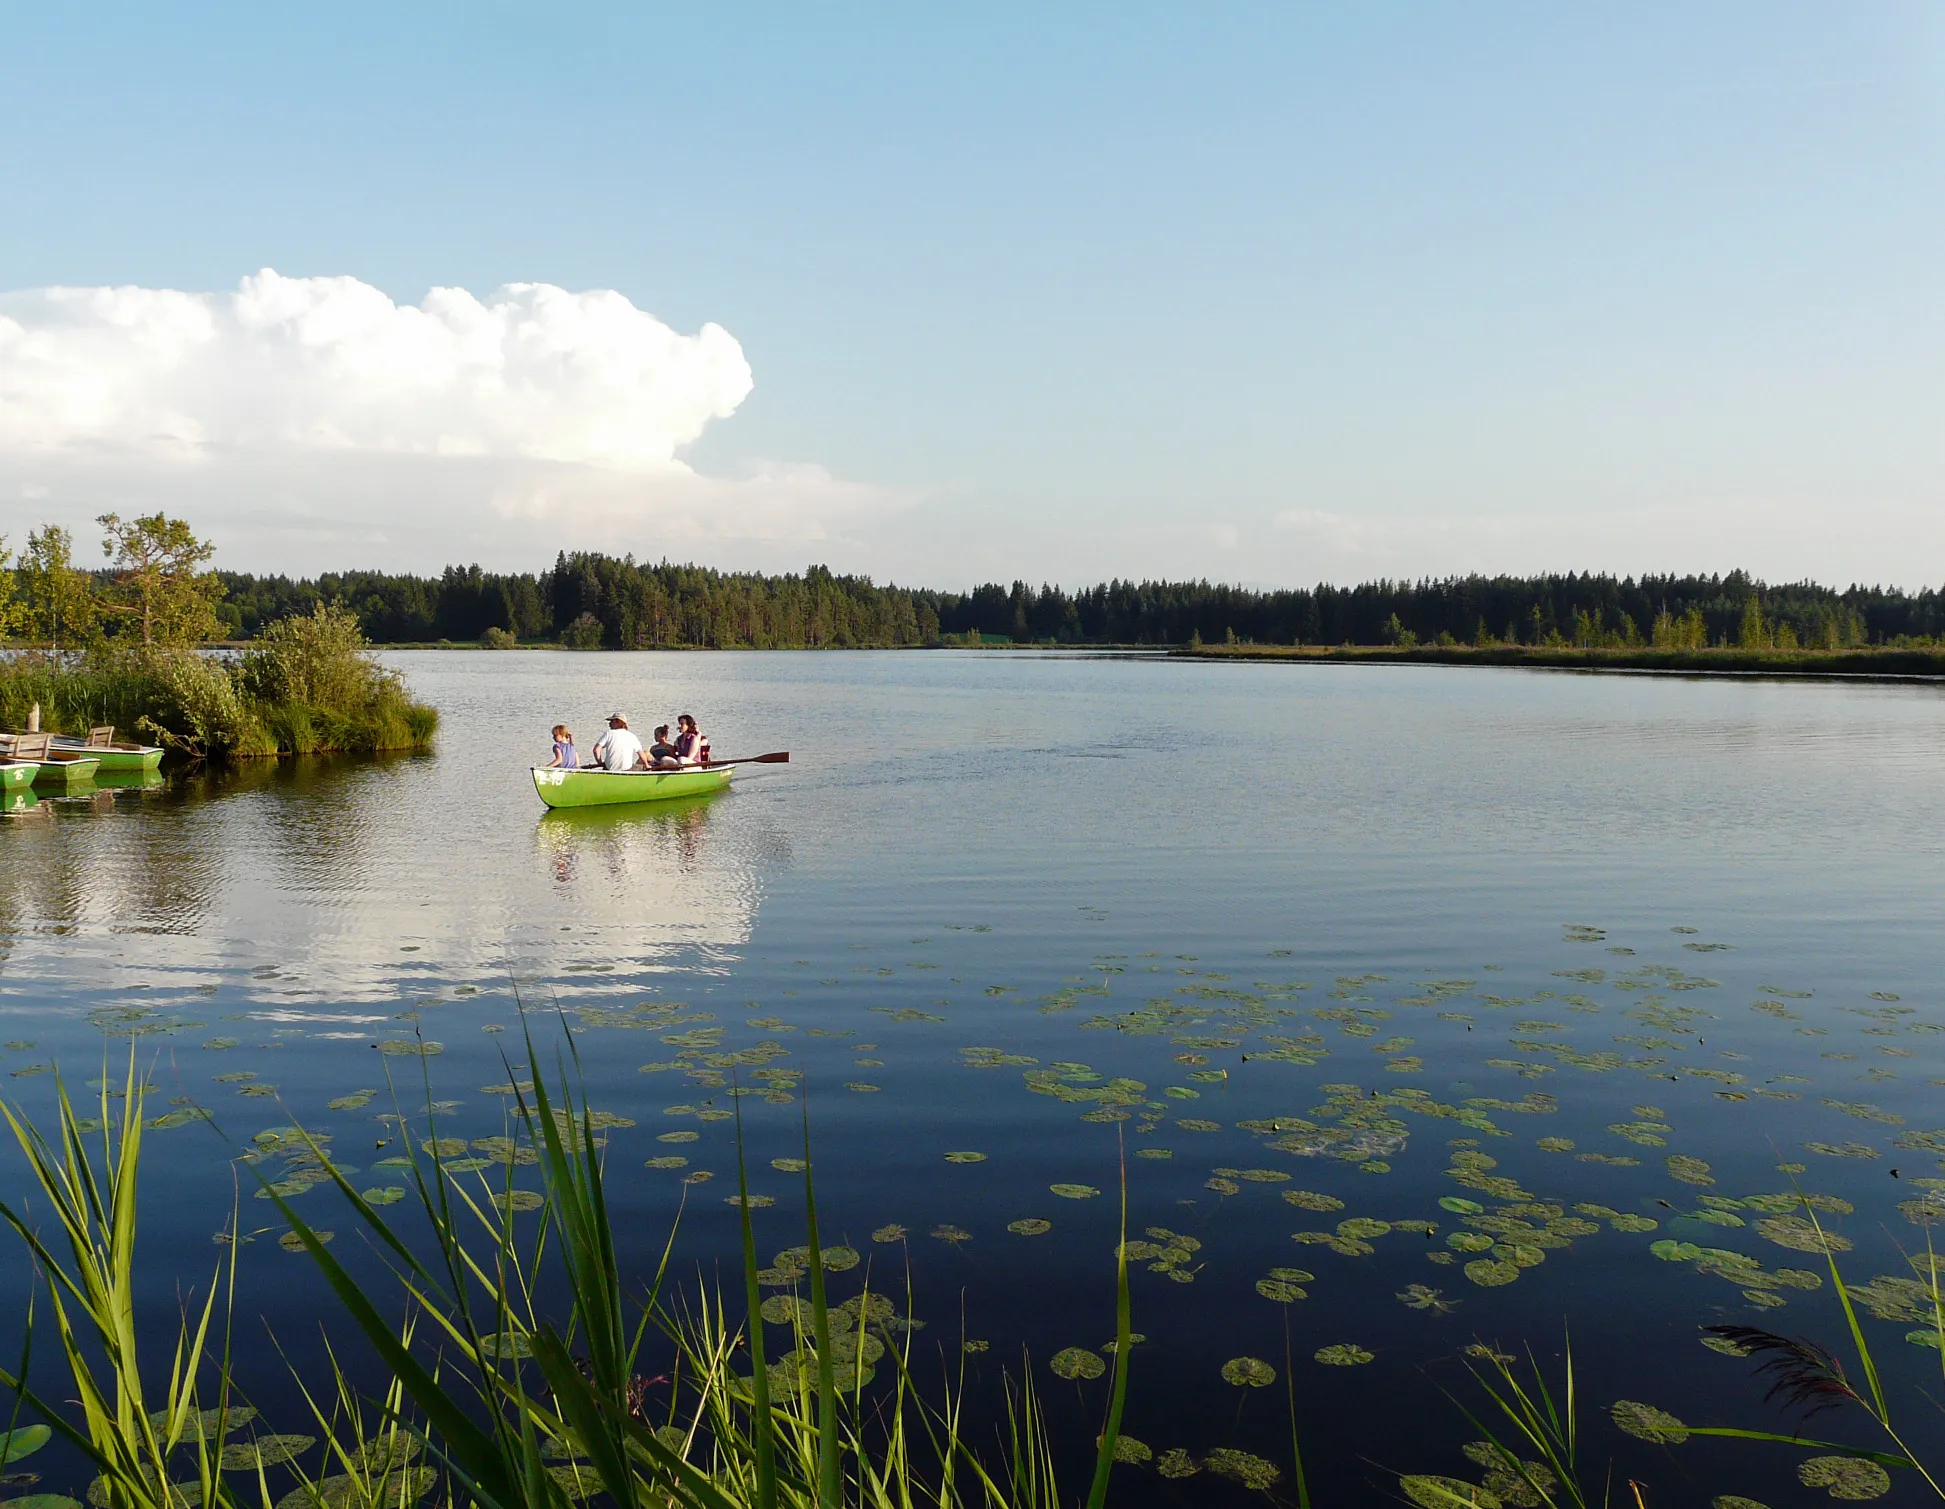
left=0, top=759, right=774, bottom=1009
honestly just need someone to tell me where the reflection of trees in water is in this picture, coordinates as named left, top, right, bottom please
left=215, top=753, right=427, bottom=898
left=0, top=784, right=220, bottom=937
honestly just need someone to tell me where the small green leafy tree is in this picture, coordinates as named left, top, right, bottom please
left=1738, top=598, right=1768, bottom=650
left=97, top=512, right=226, bottom=650
left=14, top=525, right=102, bottom=653
left=0, top=538, right=28, bottom=641
left=559, top=612, right=604, bottom=649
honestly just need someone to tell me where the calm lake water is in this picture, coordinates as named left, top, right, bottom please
left=4, top=651, right=1944, bottom=1505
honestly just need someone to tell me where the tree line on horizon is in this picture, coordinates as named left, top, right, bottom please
left=205, top=552, right=1945, bottom=651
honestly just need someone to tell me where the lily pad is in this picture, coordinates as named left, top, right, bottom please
left=1221, top=1355, right=1277, bottom=1386
left=1610, top=1400, right=1687, bottom=1444
left=1313, top=1344, right=1373, bottom=1366
left=871, top=1224, right=908, bottom=1243
left=1050, top=1347, right=1106, bottom=1381
left=493, top=1190, right=545, bottom=1213
left=1205, top=1448, right=1280, bottom=1490
left=1256, top=1278, right=1307, bottom=1303
left=1006, top=1218, right=1052, bottom=1236
left=1400, top=1475, right=1502, bottom=1508
left=218, top=1435, right=315, bottom=1469
left=0, top=1428, right=49, bottom=1465
left=1755, top=1216, right=1851, bottom=1255
left=1797, top=1457, right=1890, bottom=1501
left=360, top=1187, right=406, bottom=1206
left=944, top=1151, right=987, bottom=1164
left=1464, top=1259, right=1520, bottom=1288
left=1050, top=1183, right=1100, bottom=1200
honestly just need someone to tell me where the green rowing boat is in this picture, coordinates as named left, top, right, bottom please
left=50, top=736, right=163, bottom=772
left=0, top=762, right=38, bottom=790
left=531, top=764, right=734, bottom=809
left=34, top=755, right=101, bottom=786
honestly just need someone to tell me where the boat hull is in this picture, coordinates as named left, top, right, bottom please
left=0, top=763, right=37, bottom=789
left=34, top=756, right=100, bottom=786
left=52, top=739, right=163, bottom=772
left=532, top=765, right=733, bottom=809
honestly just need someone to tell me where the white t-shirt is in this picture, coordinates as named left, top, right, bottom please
left=592, top=727, right=644, bottom=771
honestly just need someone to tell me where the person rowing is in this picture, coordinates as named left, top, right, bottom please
left=590, top=712, right=648, bottom=771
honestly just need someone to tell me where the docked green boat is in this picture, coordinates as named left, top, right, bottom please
left=531, top=764, right=734, bottom=809
left=0, top=761, right=38, bottom=790
left=51, top=734, right=163, bottom=772
left=34, top=754, right=101, bottom=786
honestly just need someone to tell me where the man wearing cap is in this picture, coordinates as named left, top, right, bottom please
left=590, top=712, right=648, bottom=772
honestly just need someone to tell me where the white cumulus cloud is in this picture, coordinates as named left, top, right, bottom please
left=0, top=270, right=752, bottom=466
left=0, top=270, right=901, bottom=570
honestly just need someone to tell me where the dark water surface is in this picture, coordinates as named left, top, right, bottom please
left=4, top=651, right=1944, bottom=1505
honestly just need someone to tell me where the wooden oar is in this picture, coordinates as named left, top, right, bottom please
left=707, top=751, right=790, bottom=766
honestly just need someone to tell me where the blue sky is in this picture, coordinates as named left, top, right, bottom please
left=2, top=4, right=1941, bottom=586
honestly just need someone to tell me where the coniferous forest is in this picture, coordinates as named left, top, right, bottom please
left=211, top=554, right=1945, bottom=651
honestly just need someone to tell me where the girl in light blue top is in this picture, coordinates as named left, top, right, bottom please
left=546, top=724, right=578, bottom=769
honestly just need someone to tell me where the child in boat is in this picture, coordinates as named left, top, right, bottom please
left=647, top=725, right=682, bottom=769
left=546, top=725, right=578, bottom=769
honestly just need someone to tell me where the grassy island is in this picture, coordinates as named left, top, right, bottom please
left=0, top=514, right=436, bottom=760
left=1170, top=642, right=1945, bottom=679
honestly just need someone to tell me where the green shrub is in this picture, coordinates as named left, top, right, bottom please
left=559, top=612, right=604, bottom=649
left=478, top=625, right=518, bottom=649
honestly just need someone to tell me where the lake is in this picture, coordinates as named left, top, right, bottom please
left=4, top=650, right=1943, bottom=1506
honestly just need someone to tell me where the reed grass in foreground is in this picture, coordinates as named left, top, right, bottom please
left=0, top=1041, right=1141, bottom=1509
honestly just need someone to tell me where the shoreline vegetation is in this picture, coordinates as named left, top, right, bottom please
left=1169, top=642, right=1945, bottom=680
left=2, top=515, right=436, bottom=762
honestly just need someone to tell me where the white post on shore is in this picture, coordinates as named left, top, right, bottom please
left=26, top=703, right=39, bottom=733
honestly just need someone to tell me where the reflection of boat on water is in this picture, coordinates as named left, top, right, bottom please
left=531, top=764, right=733, bottom=808
left=535, top=791, right=755, bottom=946
left=2, top=788, right=39, bottom=815
left=91, top=769, right=167, bottom=793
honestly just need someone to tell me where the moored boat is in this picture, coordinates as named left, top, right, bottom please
left=532, top=764, right=734, bottom=809
left=33, top=754, right=101, bottom=786
left=49, top=725, right=164, bottom=773
left=0, top=760, right=39, bottom=790
left=3, top=734, right=98, bottom=786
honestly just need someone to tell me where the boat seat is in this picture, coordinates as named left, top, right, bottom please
left=86, top=726, right=114, bottom=748
left=9, top=733, right=50, bottom=761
